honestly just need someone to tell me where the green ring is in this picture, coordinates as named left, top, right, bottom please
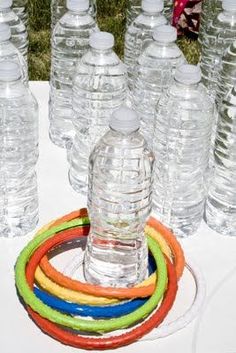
left=15, top=218, right=167, bottom=333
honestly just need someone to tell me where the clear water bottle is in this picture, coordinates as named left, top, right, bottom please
left=216, top=40, right=236, bottom=108
left=13, top=0, right=28, bottom=27
left=153, top=65, right=213, bottom=238
left=84, top=106, right=154, bottom=287
left=69, top=32, right=127, bottom=195
left=51, top=0, right=97, bottom=30
left=49, top=0, right=98, bottom=148
left=198, top=0, right=222, bottom=44
left=200, top=0, right=236, bottom=99
left=0, top=0, right=28, bottom=63
left=0, top=62, right=38, bottom=237
left=0, top=23, right=28, bottom=84
left=126, top=0, right=173, bottom=27
left=124, top=0, right=167, bottom=88
left=205, top=86, right=236, bottom=236
left=131, top=25, right=185, bottom=142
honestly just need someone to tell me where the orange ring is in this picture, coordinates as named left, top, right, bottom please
left=147, top=217, right=185, bottom=280
left=39, top=210, right=185, bottom=299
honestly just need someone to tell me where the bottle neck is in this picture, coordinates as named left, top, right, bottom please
left=91, top=47, right=113, bottom=55
left=142, top=10, right=161, bottom=17
left=173, top=80, right=200, bottom=96
left=67, top=9, right=89, bottom=16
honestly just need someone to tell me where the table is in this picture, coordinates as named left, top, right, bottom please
left=1, top=82, right=236, bottom=353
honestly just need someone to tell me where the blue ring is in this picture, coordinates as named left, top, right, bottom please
left=34, top=254, right=156, bottom=318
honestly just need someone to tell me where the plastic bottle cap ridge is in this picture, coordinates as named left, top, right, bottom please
left=66, top=0, right=89, bottom=12
left=0, top=23, right=11, bottom=41
left=0, top=61, right=21, bottom=81
left=222, top=0, right=236, bottom=11
left=0, top=0, right=12, bottom=9
left=110, top=106, right=140, bottom=133
left=153, top=25, right=177, bottom=43
left=142, top=0, right=164, bottom=13
left=89, top=32, right=114, bottom=50
left=175, top=64, right=202, bottom=85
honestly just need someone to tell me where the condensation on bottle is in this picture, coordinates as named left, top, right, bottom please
left=124, top=0, right=167, bottom=88
left=49, top=0, right=98, bottom=148
left=84, top=106, right=154, bottom=287
left=69, top=32, right=127, bottom=195
left=0, top=0, right=28, bottom=63
left=153, top=65, right=214, bottom=238
left=131, top=25, right=185, bottom=142
left=51, top=0, right=97, bottom=30
left=0, top=23, right=28, bottom=84
left=0, top=62, right=38, bottom=237
left=200, top=0, right=236, bottom=100
left=205, top=85, right=236, bottom=236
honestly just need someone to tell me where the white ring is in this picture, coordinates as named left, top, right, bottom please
left=141, top=257, right=206, bottom=340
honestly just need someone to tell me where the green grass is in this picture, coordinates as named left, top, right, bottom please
left=28, top=0, right=200, bottom=80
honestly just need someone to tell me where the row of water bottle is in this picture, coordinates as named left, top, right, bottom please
left=0, top=0, right=38, bottom=237
left=198, top=0, right=236, bottom=237
left=48, top=0, right=214, bottom=240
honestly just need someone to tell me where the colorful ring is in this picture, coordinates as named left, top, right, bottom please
left=37, top=211, right=184, bottom=300
left=15, top=225, right=168, bottom=332
left=27, top=257, right=177, bottom=350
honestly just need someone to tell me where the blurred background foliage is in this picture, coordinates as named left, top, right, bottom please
left=28, top=0, right=200, bottom=80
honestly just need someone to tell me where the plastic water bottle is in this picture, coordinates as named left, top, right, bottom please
left=69, top=32, right=127, bottom=195
left=126, top=0, right=173, bottom=27
left=0, top=0, right=28, bottom=63
left=84, top=106, right=154, bottom=287
left=131, top=25, right=185, bottom=142
left=0, top=23, right=28, bottom=84
left=153, top=65, right=214, bottom=238
left=216, top=40, right=236, bottom=108
left=205, top=85, right=236, bottom=236
left=198, top=0, right=222, bottom=44
left=51, top=0, right=97, bottom=30
left=124, top=0, right=167, bottom=88
left=0, top=62, right=38, bottom=237
left=200, top=0, right=236, bottom=99
left=13, top=0, right=28, bottom=27
left=49, top=0, right=98, bottom=148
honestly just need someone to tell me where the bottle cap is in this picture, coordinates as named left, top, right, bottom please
left=153, top=25, right=177, bottom=42
left=175, top=64, right=201, bottom=85
left=0, top=23, right=11, bottom=41
left=142, top=0, right=164, bottom=13
left=0, top=0, right=12, bottom=9
left=66, top=0, right=89, bottom=12
left=222, top=0, right=236, bottom=11
left=110, top=106, right=140, bottom=133
left=0, top=61, right=21, bottom=81
left=89, top=32, right=114, bottom=50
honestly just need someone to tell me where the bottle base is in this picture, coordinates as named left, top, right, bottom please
left=0, top=215, right=39, bottom=238
left=68, top=169, right=88, bottom=196
left=204, top=197, right=236, bottom=237
left=49, top=126, right=74, bottom=149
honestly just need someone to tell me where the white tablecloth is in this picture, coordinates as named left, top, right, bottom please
left=1, top=82, right=236, bottom=353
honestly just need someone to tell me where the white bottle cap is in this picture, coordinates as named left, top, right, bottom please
left=66, top=0, right=89, bottom=12
left=153, top=25, right=177, bottom=42
left=0, top=0, right=12, bottom=9
left=110, top=106, right=140, bottom=133
left=142, top=0, right=164, bottom=13
left=89, top=32, right=114, bottom=50
left=0, top=23, right=11, bottom=41
left=0, top=61, right=21, bottom=81
left=222, top=0, right=236, bottom=11
left=175, top=64, right=201, bottom=85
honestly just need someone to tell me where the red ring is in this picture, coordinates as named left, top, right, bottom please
left=24, top=225, right=177, bottom=349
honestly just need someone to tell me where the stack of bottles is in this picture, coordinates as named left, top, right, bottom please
left=0, top=0, right=37, bottom=238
